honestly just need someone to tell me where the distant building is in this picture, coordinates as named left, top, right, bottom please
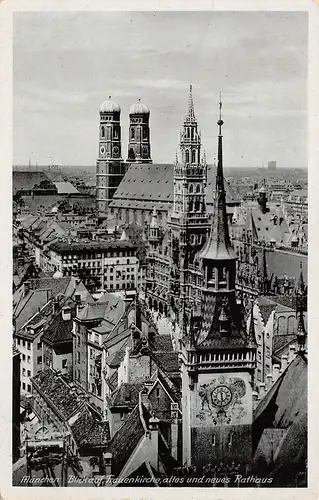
left=47, top=240, right=140, bottom=294
left=268, top=160, right=277, bottom=171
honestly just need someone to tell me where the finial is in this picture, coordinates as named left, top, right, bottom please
left=186, top=84, right=195, bottom=122
left=217, top=92, right=224, bottom=135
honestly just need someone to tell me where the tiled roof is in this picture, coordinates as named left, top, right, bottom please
left=13, top=171, right=51, bottom=194
left=32, top=369, right=86, bottom=421
left=77, top=295, right=125, bottom=325
left=152, top=334, right=173, bottom=352
left=111, top=163, right=238, bottom=208
left=106, top=370, right=118, bottom=392
left=109, top=404, right=149, bottom=477
left=49, top=240, right=136, bottom=254
left=266, top=249, right=308, bottom=285
left=42, top=314, right=73, bottom=346
left=111, top=383, right=144, bottom=408
left=152, top=351, right=179, bottom=374
left=71, top=407, right=110, bottom=449
left=248, top=206, right=290, bottom=245
left=254, top=353, right=307, bottom=426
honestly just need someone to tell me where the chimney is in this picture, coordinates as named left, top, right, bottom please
left=266, top=373, right=273, bottom=390
left=272, top=364, right=281, bottom=381
left=23, top=280, right=31, bottom=298
left=288, top=345, right=296, bottom=363
left=53, top=298, right=59, bottom=314
left=62, top=306, right=72, bottom=321
left=170, top=402, right=179, bottom=460
left=281, top=354, right=288, bottom=371
left=103, top=451, right=112, bottom=477
left=259, top=383, right=266, bottom=399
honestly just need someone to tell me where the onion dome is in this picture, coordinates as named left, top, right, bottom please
left=129, top=99, right=150, bottom=115
left=100, top=96, right=121, bottom=113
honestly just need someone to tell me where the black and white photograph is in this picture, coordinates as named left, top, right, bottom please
left=7, top=6, right=312, bottom=491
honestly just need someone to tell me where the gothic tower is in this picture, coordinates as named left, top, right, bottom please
left=168, top=85, right=211, bottom=320
left=180, top=98, right=257, bottom=471
left=96, top=97, right=126, bottom=220
left=127, top=99, right=152, bottom=163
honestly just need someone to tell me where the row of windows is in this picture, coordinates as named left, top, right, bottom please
left=21, top=382, right=31, bottom=393
left=21, top=354, right=31, bottom=363
left=16, top=338, right=31, bottom=350
left=22, top=368, right=31, bottom=377
left=62, top=253, right=134, bottom=261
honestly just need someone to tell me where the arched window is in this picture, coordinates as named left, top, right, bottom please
left=189, top=184, right=194, bottom=194
left=185, top=150, right=190, bottom=163
left=101, top=126, right=105, bottom=138
left=192, top=150, right=196, bottom=164
left=131, top=128, right=135, bottom=139
left=196, top=183, right=201, bottom=193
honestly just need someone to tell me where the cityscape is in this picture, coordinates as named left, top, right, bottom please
left=12, top=11, right=307, bottom=489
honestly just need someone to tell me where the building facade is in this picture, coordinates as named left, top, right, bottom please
left=47, top=240, right=140, bottom=294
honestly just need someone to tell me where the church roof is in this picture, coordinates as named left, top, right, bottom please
left=110, top=163, right=239, bottom=209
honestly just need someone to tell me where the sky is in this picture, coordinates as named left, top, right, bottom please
left=13, top=11, right=308, bottom=168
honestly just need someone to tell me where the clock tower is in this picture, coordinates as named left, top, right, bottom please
left=96, top=97, right=126, bottom=220
left=180, top=98, right=257, bottom=471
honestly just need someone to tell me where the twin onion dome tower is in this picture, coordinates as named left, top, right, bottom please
left=96, top=96, right=152, bottom=219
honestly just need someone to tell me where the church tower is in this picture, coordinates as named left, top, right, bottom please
left=96, top=97, right=126, bottom=220
left=168, top=85, right=211, bottom=320
left=126, top=100, right=152, bottom=163
left=180, top=98, right=257, bottom=471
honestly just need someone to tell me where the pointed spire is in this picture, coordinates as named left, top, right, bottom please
left=295, top=262, right=307, bottom=352
left=197, top=95, right=236, bottom=261
left=185, top=84, right=196, bottom=123
left=247, top=300, right=257, bottom=345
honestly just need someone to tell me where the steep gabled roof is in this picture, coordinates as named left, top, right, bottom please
left=71, top=407, right=110, bottom=449
left=109, top=404, right=149, bottom=478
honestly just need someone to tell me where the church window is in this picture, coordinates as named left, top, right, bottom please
left=131, top=128, right=135, bottom=139
left=185, top=150, right=190, bottom=163
left=101, top=126, right=105, bottom=138
left=191, top=128, right=194, bottom=140
left=113, top=128, right=118, bottom=139
left=143, top=127, right=148, bottom=139
left=192, top=150, right=196, bottom=163
left=212, top=434, right=216, bottom=446
left=196, top=184, right=201, bottom=194
left=189, top=184, right=194, bottom=194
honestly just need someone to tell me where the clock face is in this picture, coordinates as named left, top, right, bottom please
left=211, top=385, right=232, bottom=407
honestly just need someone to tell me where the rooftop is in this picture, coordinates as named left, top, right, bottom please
left=49, top=239, right=136, bottom=254
left=32, top=369, right=86, bottom=421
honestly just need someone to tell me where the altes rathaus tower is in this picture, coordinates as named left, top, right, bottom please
left=180, top=99, right=257, bottom=470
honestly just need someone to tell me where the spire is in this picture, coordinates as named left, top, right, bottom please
left=197, top=95, right=236, bottom=261
left=296, top=262, right=307, bottom=352
left=247, top=300, right=257, bottom=345
left=185, top=84, right=196, bottom=122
